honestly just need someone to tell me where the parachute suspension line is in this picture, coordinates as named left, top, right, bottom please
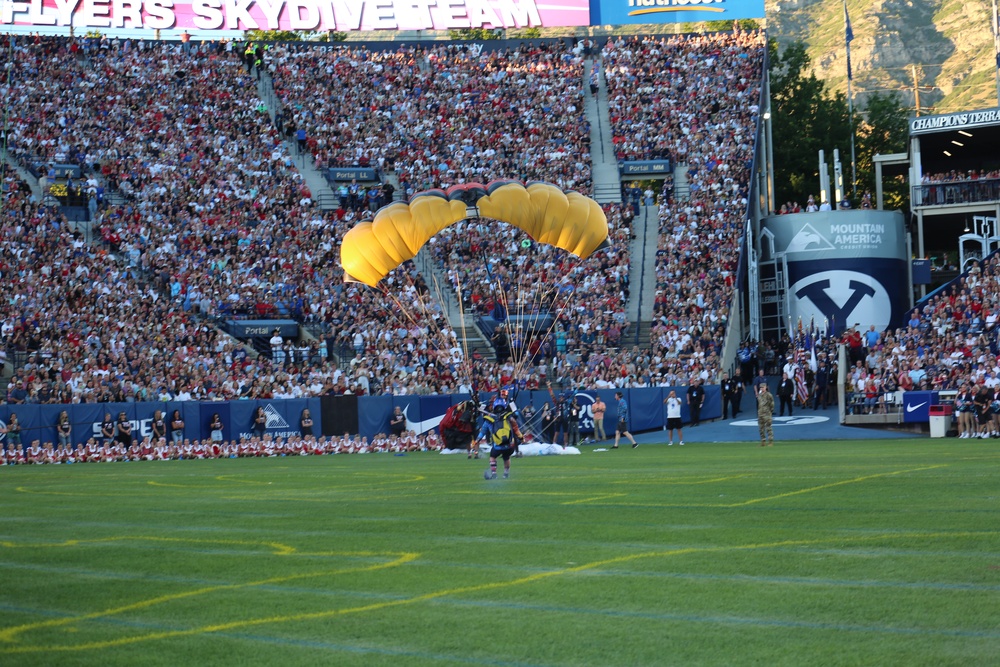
left=401, top=270, right=453, bottom=360
left=375, top=284, right=424, bottom=340
left=517, top=250, right=561, bottom=382
left=377, top=282, right=442, bottom=356
left=482, top=249, right=514, bottom=388
left=381, top=273, right=469, bottom=394
left=400, top=264, right=474, bottom=394
left=427, top=268, right=473, bottom=393
left=530, top=253, right=587, bottom=389
left=512, top=265, right=544, bottom=385
left=511, top=271, right=527, bottom=382
left=508, top=250, right=567, bottom=384
left=448, top=270, right=476, bottom=393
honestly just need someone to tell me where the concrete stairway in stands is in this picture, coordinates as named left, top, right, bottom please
left=582, top=56, right=621, bottom=205
left=256, top=69, right=338, bottom=210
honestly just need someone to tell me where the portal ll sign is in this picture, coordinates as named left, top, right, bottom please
left=1, top=0, right=590, bottom=30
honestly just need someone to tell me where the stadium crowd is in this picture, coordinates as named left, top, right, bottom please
left=765, top=253, right=1000, bottom=429
left=603, top=30, right=767, bottom=384
left=268, top=40, right=592, bottom=194
left=267, top=38, right=642, bottom=387
left=1, top=31, right=771, bottom=410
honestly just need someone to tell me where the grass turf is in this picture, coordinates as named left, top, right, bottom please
left=1, top=439, right=999, bottom=666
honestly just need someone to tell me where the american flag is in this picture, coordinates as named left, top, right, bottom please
left=795, top=364, right=809, bottom=406
left=844, top=0, right=854, bottom=81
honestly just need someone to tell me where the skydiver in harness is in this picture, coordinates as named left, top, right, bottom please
left=476, top=390, right=523, bottom=479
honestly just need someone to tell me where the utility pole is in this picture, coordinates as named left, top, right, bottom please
left=994, top=0, right=1000, bottom=106
left=911, top=65, right=921, bottom=116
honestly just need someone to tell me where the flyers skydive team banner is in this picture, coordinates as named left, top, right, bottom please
left=0, top=0, right=766, bottom=31
left=0, top=0, right=590, bottom=31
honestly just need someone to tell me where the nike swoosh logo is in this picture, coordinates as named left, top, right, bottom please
left=906, top=402, right=928, bottom=413
left=403, top=405, right=446, bottom=434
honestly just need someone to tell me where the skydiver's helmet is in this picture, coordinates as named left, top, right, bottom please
left=492, top=389, right=510, bottom=413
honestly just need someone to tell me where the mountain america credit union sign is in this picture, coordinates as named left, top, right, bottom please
left=0, top=0, right=590, bottom=30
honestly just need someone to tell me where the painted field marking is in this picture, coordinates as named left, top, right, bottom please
left=0, top=537, right=417, bottom=646
left=563, top=464, right=949, bottom=508
left=726, top=464, right=948, bottom=508
left=14, top=472, right=428, bottom=497
left=612, top=474, right=752, bottom=486
left=561, top=493, right=628, bottom=505
left=2, top=530, right=996, bottom=654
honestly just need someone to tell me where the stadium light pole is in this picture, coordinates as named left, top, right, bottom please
left=764, top=109, right=774, bottom=214
left=763, top=72, right=775, bottom=214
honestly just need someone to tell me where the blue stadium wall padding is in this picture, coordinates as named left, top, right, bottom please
left=357, top=396, right=393, bottom=441
left=0, top=390, right=722, bottom=449
left=0, top=399, right=322, bottom=449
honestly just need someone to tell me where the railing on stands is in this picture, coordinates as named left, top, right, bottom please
left=632, top=206, right=651, bottom=347
left=593, top=183, right=622, bottom=203
left=720, top=296, right=742, bottom=377
left=5, top=153, right=50, bottom=178
left=302, top=322, right=331, bottom=340
left=316, top=193, right=340, bottom=210
left=906, top=247, right=1000, bottom=323
left=911, top=178, right=1000, bottom=207
left=723, top=43, right=766, bottom=372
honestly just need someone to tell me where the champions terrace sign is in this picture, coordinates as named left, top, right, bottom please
left=909, top=108, right=1000, bottom=136
left=0, top=0, right=589, bottom=31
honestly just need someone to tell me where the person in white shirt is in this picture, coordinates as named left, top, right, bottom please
left=270, top=329, right=284, bottom=365
left=662, top=390, right=685, bottom=446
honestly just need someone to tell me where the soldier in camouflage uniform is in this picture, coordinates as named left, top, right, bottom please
left=757, top=383, right=774, bottom=447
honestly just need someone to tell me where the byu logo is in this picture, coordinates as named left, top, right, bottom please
left=790, top=270, right=892, bottom=332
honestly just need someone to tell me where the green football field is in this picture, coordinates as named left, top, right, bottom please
left=1, top=440, right=998, bottom=666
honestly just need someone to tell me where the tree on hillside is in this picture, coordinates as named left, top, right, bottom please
left=856, top=92, right=909, bottom=210
left=769, top=40, right=852, bottom=207
left=769, top=40, right=909, bottom=210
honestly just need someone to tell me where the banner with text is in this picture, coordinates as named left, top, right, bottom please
left=0, top=0, right=589, bottom=31
left=760, top=210, right=908, bottom=335
left=592, top=0, right=765, bottom=25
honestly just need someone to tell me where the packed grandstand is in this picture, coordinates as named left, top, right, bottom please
left=0, top=30, right=854, bottom=459
left=6, top=30, right=993, bottom=456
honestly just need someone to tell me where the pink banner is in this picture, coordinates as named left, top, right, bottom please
left=0, top=0, right=590, bottom=31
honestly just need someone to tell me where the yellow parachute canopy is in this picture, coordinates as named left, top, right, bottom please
left=475, top=182, right=609, bottom=260
left=340, top=195, right=468, bottom=288
left=340, top=181, right=610, bottom=287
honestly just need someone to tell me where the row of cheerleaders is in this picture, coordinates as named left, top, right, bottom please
left=1, top=432, right=448, bottom=465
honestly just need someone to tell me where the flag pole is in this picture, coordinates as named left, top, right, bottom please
left=845, top=0, right=857, bottom=198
